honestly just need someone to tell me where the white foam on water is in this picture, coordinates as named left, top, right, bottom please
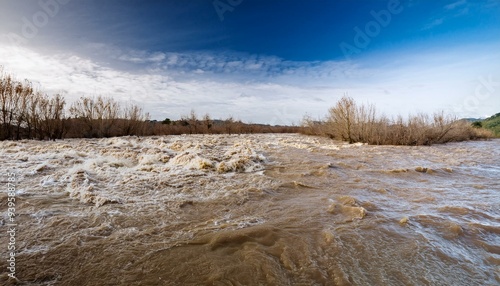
left=2, top=135, right=499, bottom=285
left=3, top=135, right=276, bottom=207
left=40, top=175, right=58, bottom=187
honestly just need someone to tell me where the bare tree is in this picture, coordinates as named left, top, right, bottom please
left=27, top=92, right=42, bottom=139
left=13, top=80, right=34, bottom=139
left=69, top=96, right=96, bottom=137
left=202, top=113, right=212, bottom=134
left=327, top=94, right=357, bottom=143
left=355, top=102, right=377, bottom=143
left=0, top=73, right=17, bottom=140
left=179, top=110, right=198, bottom=134
left=35, top=93, right=65, bottom=140
left=69, top=96, right=120, bottom=137
left=49, top=94, right=66, bottom=140
left=95, top=96, right=120, bottom=137
left=225, top=116, right=235, bottom=135
left=188, top=110, right=198, bottom=134
left=121, top=103, right=150, bottom=136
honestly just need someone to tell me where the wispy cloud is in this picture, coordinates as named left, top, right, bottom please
left=423, top=18, right=445, bottom=30
left=423, top=0, right=472, bottom=30
left=445, top=0, right=467, bottom=10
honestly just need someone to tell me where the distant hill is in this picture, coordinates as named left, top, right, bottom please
left=481, top=113, right=500, bottom=137
left=462, top=118, right=483, bottom=122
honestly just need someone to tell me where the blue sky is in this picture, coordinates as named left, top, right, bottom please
left=1, top=0, right=499, bottom=124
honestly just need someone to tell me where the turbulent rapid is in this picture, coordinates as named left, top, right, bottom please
left=1, top=134, right=499, bottom=285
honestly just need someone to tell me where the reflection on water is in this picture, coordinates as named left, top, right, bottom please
left=1, top=134, right=499, bottom=285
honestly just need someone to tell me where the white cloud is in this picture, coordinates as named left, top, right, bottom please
left=0, top=42, right=499, bottom=124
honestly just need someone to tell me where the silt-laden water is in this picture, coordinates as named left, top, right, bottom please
left=0, top=134, right=498, bottom=285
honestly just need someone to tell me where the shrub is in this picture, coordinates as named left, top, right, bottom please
left=0, top=66, right=303, bottom=140
left=301, top=95, right=492, bottom=145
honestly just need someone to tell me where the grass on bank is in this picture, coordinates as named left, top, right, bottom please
left=478, top=113, right=500, bottom=137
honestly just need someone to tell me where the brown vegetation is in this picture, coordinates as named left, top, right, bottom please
left=0, top=67, right=151, bottom=140
left=67, top=95, right=151, bottom=138
left=145, top=112, right=299, bottom=137
left=302, top=95, right=492, bottom=145
left=1, top=68, right=67, bottom=140
left=0, top=68, right=300, bottom=141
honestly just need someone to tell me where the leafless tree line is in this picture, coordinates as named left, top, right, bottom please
left=0, top=68, right=300, bottom=141
left=0, top=69, right=150, bottom=140
left=1, top=70, right=66, bottom=140
left=67, top=96, right=150, bottom=138
left=152, top=110, right=299, bottom=136
left=302, top=95, right=492, bottom=145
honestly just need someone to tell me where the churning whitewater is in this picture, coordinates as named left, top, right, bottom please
left=0, top=134, right=499, bottom=285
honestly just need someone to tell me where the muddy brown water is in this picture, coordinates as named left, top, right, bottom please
left=0, top=134, right=499, bottom=285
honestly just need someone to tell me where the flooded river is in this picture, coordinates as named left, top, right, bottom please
left=1, top=134, right=499, bottom=285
